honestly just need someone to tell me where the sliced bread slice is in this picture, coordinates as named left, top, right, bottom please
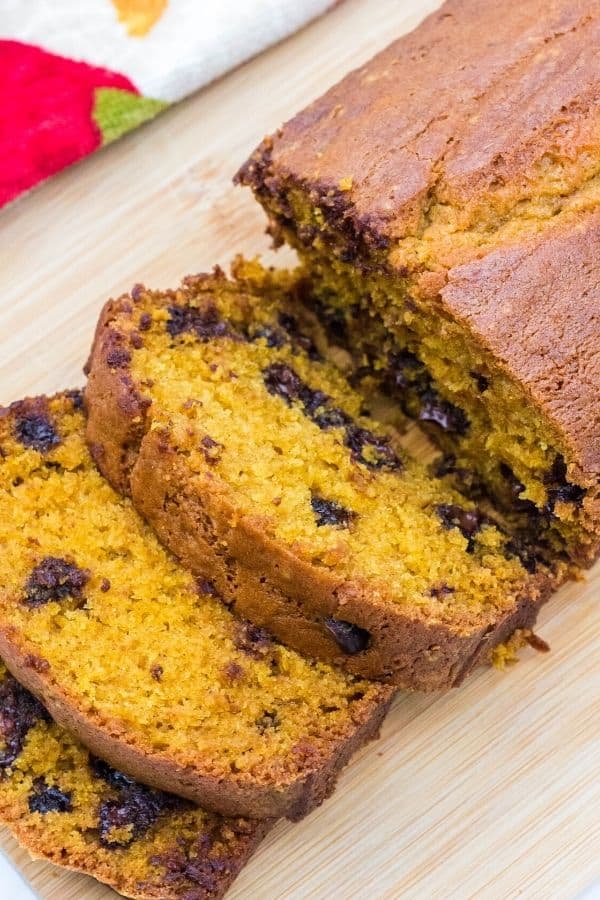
left=85, top=262, right=560, bottom=690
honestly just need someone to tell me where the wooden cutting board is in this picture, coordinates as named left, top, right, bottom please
left=1, top=1, right=599, bottom=897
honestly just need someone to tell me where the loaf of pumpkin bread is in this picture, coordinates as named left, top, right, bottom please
left=237, top=0, right=600, bottom=567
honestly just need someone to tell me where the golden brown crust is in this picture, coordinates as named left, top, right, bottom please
left=239, top=0, right=600, bottom=254
left=83, top=297, right=152, bottom=494
left=85, top=284, right=556, bottom=691
left=2, top=822, right=271, bottom=900
left=130, top=426, right=553, bottom=689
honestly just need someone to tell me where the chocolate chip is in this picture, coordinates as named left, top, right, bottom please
left=547, top=483, right=586, bottom=508
left=311, top=298, right=348, bottom=344
left=348, top=365, right=373, bottom=389
left=255, top=710, right=281, bottom=733
left=262, top=363, right=400, bottom=470
left=277, top=312, right=321, bottom=360
left=263, top=363, right=347, bottom=429
left=499, top=463, right=541, bottom=515
left=222, top=661, right=245, bottom=681
left=90, top=756, right=136, bottom=790
left=436, top=504, right=486, bottom=552
left=28, top=777, right=72, bottom=814
left=233, top=620, right=274, bottom=659
left=312, top=404, right=352, bottom=430
left=262, top=362, right=305, bottom=405
left=166, top=303, right=231, bottom=340
left=499, top=463, right=525, bottom=499
left=14, top=412, right=60, bottom=453
left=150, top=833, right=234, bottom=895
left=471, top=371, right=490, bottom=392
left=98, top=785, right=178, bottom=849
left=196, top=578, right=220, bottom=597
left=339, top=247, right=359, bottom=263
left=505, top=537, right=541, bottom=574
left=150, top=664, right=163, bottom=682
left=382, top=350, right=425, bottom=394
left=428, top=583, right=456, bottom=598
left=106, top=347, right=131, bottom=368
left=311, top=495, right=356, bottom=528
left=65, top=389, right=84, bottom=411
left=200, top=434, right=223, bottom=465
left=23, top=557, right=89, bottom=609
left=324, top=617, right=371, bottom=654
left=91, top=757, right=190, bottom=850
left=542, top=454, right=586, bottom=511
left=249, top=324, right=287, bottom=348
left=430, top=453, right=483, bottom=496
left=432, top=454, right=458, bottom=479
left=418, top=389, right=469, bottom=435
left=344, top=425, right=403, bottom=472
left=544, top=454, right=568, bottom=485
left=0, top=675, right=49, bottom=769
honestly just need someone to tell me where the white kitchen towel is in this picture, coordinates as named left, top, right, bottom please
left=0, top=0, right=339, bottom=206
left=2, top=0, right=339, bottom=102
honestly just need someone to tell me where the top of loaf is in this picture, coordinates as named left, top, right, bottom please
left=239, top=0, right=600, bottom=273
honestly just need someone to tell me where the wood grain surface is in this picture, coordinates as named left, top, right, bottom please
left=1, top=1, right=599, bottom=897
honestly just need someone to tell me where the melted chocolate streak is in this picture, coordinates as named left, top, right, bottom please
left=90, top=756, right=191, bottom=849
left=0, top=674, right=49, bottom=769
left=166, top=304, right=320, bottom=359
left=165, top=304, right=402, bottom=472
left=262, top=362, right=402, bottom=472
left=382, top=350, right=469, bottom=436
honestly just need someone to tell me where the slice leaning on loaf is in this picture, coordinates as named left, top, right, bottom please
left=0, top=392, right=392, bottom=821
left=85, top=261, right=562, bottom=690
left=236, top=0, right=600, bottom=567
left=0, top=661, right=271, bottom=900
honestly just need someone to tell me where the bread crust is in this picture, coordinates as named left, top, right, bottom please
left=238, top=0, right=600, bottom=255
left=85, top=287, right=556, bottom=691
left=0, top=819, right=271, bottom=900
